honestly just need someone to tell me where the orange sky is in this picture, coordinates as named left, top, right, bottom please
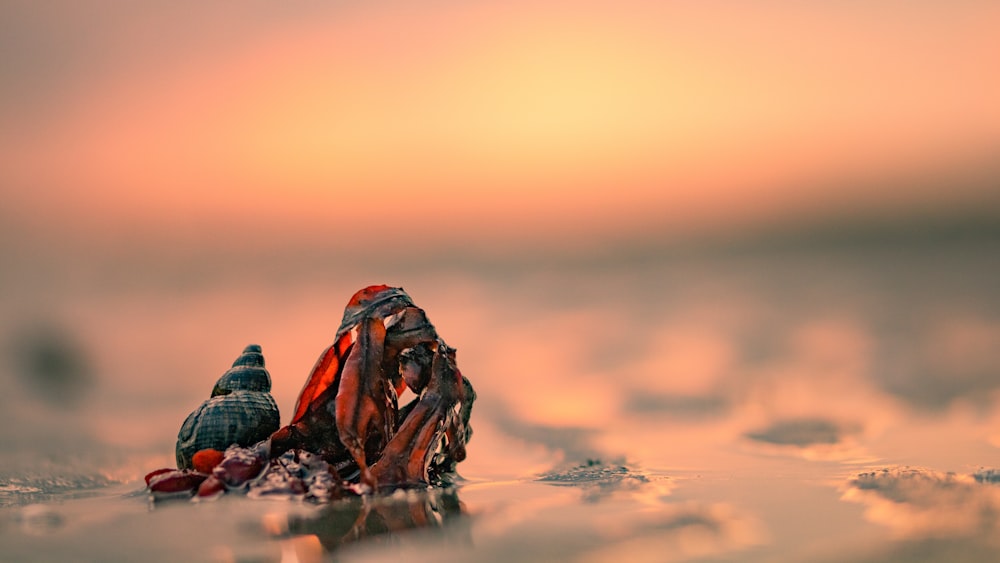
left=2, top=0, right=999, bottom=250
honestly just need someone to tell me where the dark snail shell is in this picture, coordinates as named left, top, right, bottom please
left=175, top=344, right=280, bottom=470
left=212, top=344, right=271, bottom=396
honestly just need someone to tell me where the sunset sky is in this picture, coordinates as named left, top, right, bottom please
left=2, top=0, right=998, bottom=253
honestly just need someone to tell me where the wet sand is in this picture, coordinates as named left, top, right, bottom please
left=2, top=232, right=1000, bottom=562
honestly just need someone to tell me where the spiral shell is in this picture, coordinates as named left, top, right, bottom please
left=175, top=344, right=280, bottom=470
left=212, top=344, right=271, bottom=396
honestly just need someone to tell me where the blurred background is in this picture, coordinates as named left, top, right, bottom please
left=2, top=0, right=998, bottom=254
left=1, top=1, right=1000, bottom=560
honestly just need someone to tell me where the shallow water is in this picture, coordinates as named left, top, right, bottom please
left=2, top=234, right=999, bottom=562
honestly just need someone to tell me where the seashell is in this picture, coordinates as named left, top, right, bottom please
left=212, top=344, right=271, bottom=396
left=175, top=345, right=281, bottom=470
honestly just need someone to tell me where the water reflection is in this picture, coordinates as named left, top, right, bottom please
left=871, top=316, right=1000, bottom=411
left=623, top=392, right=729, bottom=419
left=572, top=501, right=765, bottom=563
left=257, top=461, right=759, bottom=563
left=843, top=467, right=1000, bottom=540
left=835, top=539, right=1000, bottom=563
left=746, top=418, right=850, bottom=446
left=742, top=417, right=867, bottom=461
left=459, top=484, right=764, bottom=563
left=835, top=467, right=1000, bottom=562
left=266, top=487, right=467, bottom=558
left=517, top=461, right=759, bottom=562
left=490, top=409, right=602, bottom=461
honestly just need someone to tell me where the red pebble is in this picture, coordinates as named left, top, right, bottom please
left=144, top=468, right=174, bottom=486
left=214, top=447, right=267, bottom=487
left=192, top=448, right=225, bottom=474
left=148, top=470, right=208, bottom=494
left=197, top=475, right=226, bottom=498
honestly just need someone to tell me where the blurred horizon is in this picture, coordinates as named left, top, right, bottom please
left=2, top=0, right=999, bottom=270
